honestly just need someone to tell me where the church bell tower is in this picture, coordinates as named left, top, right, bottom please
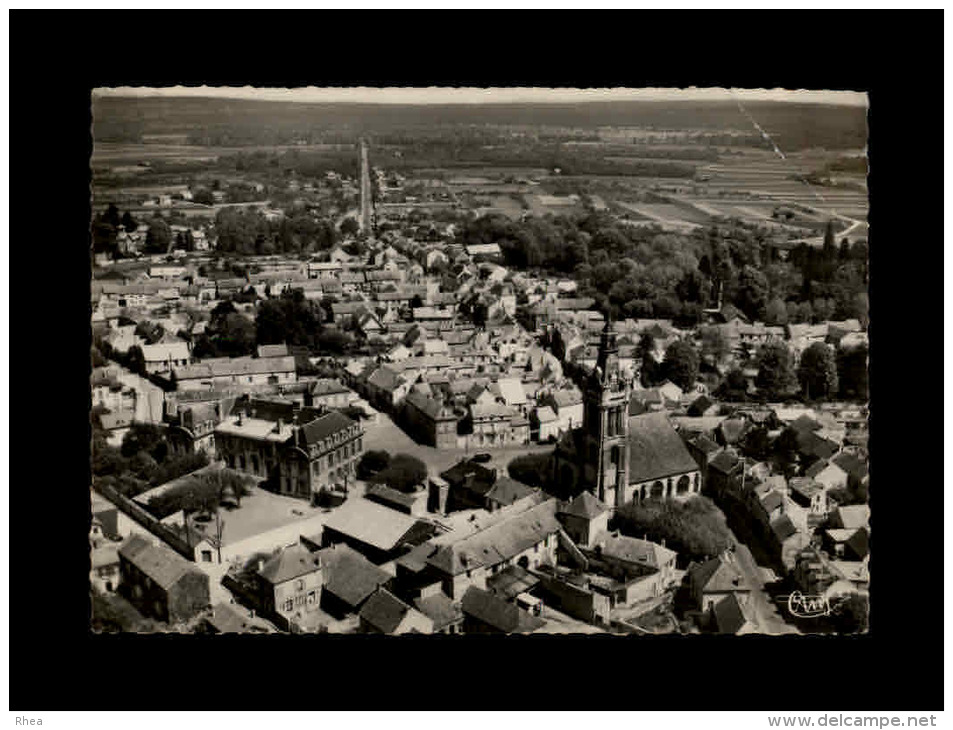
left=581, top=319, right=632, bottom=507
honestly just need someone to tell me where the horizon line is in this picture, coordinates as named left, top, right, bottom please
left=92, top=86, right=869, bottom=107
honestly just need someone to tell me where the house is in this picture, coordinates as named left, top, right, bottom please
left=414, top=593, right=465, bottom=635
left=822, top=527, right=869, bottom=561
left=141, top=341, right=191, bottom=376
left=485, top=477, right=537, bottom=513
left=304, top=379, right=354, bottom=410
left=366, top=366, right=411, bottom=411
left=437, top=458, right=503, bottom=513
left=359, top=587, right=434, bottom=634
left=492, top=377, right=527, bottom=410
left=316, top=544, right=393, bottom=618
left=557, top=492, right=609, bottom=549
left=770, top=514, right=812, bottom=570
left=687, top=547, right=752, bottom=613
left=254, top=542, right=324, bottom=629
left=588, top=531, right=677, bottom=597
left=90, top=530, right=121, bottom=594
left=829, top=504, right=870, bottom=531
left=805, top=459, right=849, bottom=493
left=256, top=343, right=290, bottom=358
left=789, top=477, right=830, bottom=516
left=688, top=394, right=719, bottom=418
left=460, top=586, right=544, bottom=633
left=166, top=398, right=235, bottom=458
left=402, top=389, right=459, bottom=449
left=531, top=405, right=561, bottom=443
left=468, top=401, right=527, bottom=447
left=709, top=592, right=760, bottom=634
left=424, top=499, right=561, bottom=599
left=118, top=535, right=211, bottom=624
left=175, top=355, right=297, bottom=392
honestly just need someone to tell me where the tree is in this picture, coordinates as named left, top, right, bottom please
left=827, top=593, right=868, bottom=634
left=699, top=326, right=730, bottom=363
left=103, top=203, right=121, bottom=229
left=508, top=452, right=552, bottom=490
left=635, top=332, right=657, bottom=363
left=610, top=495, right=732, bottom=564
left=797, top=342, right=839, bottom=400
left=357, top=450, right=391, bottom=480
left=837, top=343, right=868, bottom=401
left=369, top=453, right=427, bottom=493
left=193, top=188, right=215, bottom=206
left=754, top=341, right=798, bottom=400
left=662, top=339, right=700, bottom=391
left=733, top=265, right=769, bottom=321
left=340, top=217, right=359, bottom=237
left=144, top=220, right=172, bottom=254
left=764, top=297, right=789, bottom=326
left=715, top=367, right=749, bottom=401
left=120, top=422, right=166, bottom=459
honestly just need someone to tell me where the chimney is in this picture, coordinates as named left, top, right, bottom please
left=237, top=410, right=244, bottom=426
left=276, top=417, right=283, bottom=434
left=258, top=558, right=265, bottom=573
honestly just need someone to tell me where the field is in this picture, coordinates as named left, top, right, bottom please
left=91, top=96, right=868, bottom=248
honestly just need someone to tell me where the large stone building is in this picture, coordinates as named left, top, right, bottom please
left=553, top=321, right=702, bottom=508
left=214, top=397, right=364, bottom=501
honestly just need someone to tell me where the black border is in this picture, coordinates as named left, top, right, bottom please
left=9, top=10, right=942, bottom=711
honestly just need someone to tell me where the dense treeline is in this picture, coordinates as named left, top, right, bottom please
left=214, top=207, right=339, bottom=255
left=456, top=212, right=868, bottom=327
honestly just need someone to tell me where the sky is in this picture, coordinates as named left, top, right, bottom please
left=92, top=86, right=868, bottom=107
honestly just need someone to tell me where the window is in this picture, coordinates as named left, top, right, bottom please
left=284, top=599, right=293, bottom=613
left=201, top=550, right=212, bottom=562
left=307, top=591, right=316, bottom=605
left=296, top=579, right=305, bottom=591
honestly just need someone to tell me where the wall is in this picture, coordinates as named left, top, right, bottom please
left=535, top=572, right=611, bottom=625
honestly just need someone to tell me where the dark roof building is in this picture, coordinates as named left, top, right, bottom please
left=627, top=412, right=701, bottom=484
left=118, top=535, right=210, bottom=624
left=460, top=585, right=545, bottom=633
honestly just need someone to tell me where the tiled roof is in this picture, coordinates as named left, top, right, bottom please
left=689, top=550, right=749, bottom=594
left=426, top=499, right=560, bottom=576
left=592, top=531, right=676, bottom=569
left=323, top=499, right=419, bottom=552
left=461, top=586, right=544, bottom=633
left=359, top=588, right=417, bottom=633
left=318, top=545, right=391, bottom=608
left=298, top=410, right=357, bottom=447
left=711, top=593, right=753, bottom=634
left=258, top=543, right=320, bottom=586
left=627, top=412, right=700, bottom=483
left=560, top=491, right=608, bottom=520
left=118, top=534, right=204, bottom=591
left=141, top=342, right=190, bottom=363
left=414, top=593, right=463, bottom=631
left=176, top=355, right=295, bottom=380
left=485, top=477, right=536, bottom=507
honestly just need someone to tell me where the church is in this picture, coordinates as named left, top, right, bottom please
left=552, top=321, right=702, bottom=509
